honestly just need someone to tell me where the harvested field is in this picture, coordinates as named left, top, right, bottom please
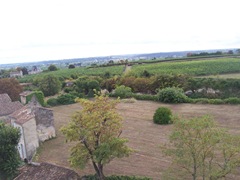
left=37, top=100, right=240, bottom=179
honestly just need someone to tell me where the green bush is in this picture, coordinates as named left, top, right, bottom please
left=26, top=91, right=45, bottom=106
left=224, top=97, right=240, bottom=104
left=114, top=85, right=133, bottom=98
left=57, top=94, right=77, bottom=105
left=132, top=94, right=158, bottom=101
left=153, top=107, right=172, bottom=125
left=47, top=98, right=59, bottom=106
left=208, top=99, right=224, bottom=104
left=157, top=87, right=187, bottom=103
left=191, top=98, right=210, bottom=104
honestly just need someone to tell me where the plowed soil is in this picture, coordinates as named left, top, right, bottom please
left=38, top=100, right=240, bottom=179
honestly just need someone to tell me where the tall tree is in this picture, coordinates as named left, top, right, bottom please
left=61, top=95, right=132, bottom=180
left=162, top=116, right=240, bottom=180
left=38, top=75, right=61, bottom=96
left=48, top=64, right=58, bottom=71
left=0, top=78, right=23, bottom=101
left=0, top=122, right=21, bottom=179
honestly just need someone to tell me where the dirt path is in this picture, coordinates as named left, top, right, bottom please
left=124, top=65, right=132, bottom=74
left=37, top=100, right=240, bottom=179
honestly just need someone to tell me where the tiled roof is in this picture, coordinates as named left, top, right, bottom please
left=0, top=94, right=23, bottom=116
left=10, top=105, right=34, bottom=125
left=14, top=162, right=80, bottom=180
left=0, top=93, right=12, bottom=103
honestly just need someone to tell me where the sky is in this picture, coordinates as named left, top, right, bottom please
left=0, top=0, right=239, bottom=64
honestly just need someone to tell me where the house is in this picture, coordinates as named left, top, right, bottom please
left=0, top=93, right=23, bottom=121
left=10, top=70, right=23, bottom=78
left=9, top=95, right=56, bottom=160
left=14, top=162, right=80, bottom=180
left=10, top=105, right=39, bottom=160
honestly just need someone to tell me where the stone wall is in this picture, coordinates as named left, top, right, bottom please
left=22, top=118, right=39, bottom=160
left=34, top=107, right=54, bottom=127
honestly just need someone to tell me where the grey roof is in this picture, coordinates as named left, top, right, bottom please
left=0, top=94, right=23, bottom=116
left=0, top=93, right=12, bottom=103
left=14, top=162, right=80, bottom=180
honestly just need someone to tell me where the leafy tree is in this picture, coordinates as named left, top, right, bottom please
left=162, top=116, right=240, bottom=180
left=38, top=75, right=61, bottom=96
left=48, top=64, right=58, bottom=71
left=114, top=85, right=132, bottom=98
left=0, top=78, right=23, bottom=101
left=20, top=67, right=28, bottom=75
left=61, top=95, right=132, bottom=180
left=0, top=122, right=21, bottom=179
left=68, top=64, right=75, bottom=69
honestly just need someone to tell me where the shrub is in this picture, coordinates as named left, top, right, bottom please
left=57, top=94, right=77, bottom=105
left=47, top=98, right=59, bottom=106
left=208, top=99, right=224, bottom=104
left=114, top=85, right=133, bottom=98
left=132, top=94, right=158, bottom=101
left=157, top=87, right=187, bottom=103
left=153, top=107, right=172, bottom=125
left=224, top=97, right=240, bottom=104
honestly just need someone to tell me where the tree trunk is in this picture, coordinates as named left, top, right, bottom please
left=98, top=163, right=105, bottom=180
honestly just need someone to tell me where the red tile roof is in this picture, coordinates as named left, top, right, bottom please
left=10, top=106, right=34, bottom=125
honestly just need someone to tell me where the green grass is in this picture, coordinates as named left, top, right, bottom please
left=128, top=58, right=240, bottom=76
left=198, top=73, right=240, bottom=79
left=19, top=65, right=124, bottom=82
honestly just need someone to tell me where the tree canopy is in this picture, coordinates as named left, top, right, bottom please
left=162, top=116, right=240, bottom=180
left=38, top=75, right=61, bottom=96
left=0, top=122, right=21, bottom=179
left=0, top=78, right=23, bottom=101
left=61, top=95, right=132, bottom=180
left=48, top=64, right=58, bottom=71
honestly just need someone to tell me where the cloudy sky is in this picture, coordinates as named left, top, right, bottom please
left=0, top=0, right=239, bottom=64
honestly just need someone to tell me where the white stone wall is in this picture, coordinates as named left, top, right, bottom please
left=13, top=123, right=27, bottom=159
left=22, top=118, right=39, bottom=160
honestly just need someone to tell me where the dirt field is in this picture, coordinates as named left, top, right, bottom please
left=37, top=100, right=240, bottom=179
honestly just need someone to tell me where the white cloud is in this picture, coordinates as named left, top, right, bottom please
left=0, top=0, right=239, bottom=64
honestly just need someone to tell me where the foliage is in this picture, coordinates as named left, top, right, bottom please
left=157, top=87, right=187, bottom=103
left=114, top=85, right=133, bottom=99
left=129, top=58, right=240, bottom=76
left=37, top=75, right=61, bottom=96
left=153, top=107, right=172, bottom=125
left=68, top=64, right=75, bottom=69
left=19, top=65, right=124, bottom=83
left=26, top=91, right=45, bottom=106
left=101, top=77, right=120, bottom=92
left=48, top=64, right=58, bottom=71
left=0, top=122, right=21, bottom=179
left=162, top=116, right=240, bottom=180
left=47, top=98, right=59, bottom=106
left=61, top=96, right=132, bottom=180
left=0, top=78, right=23, bottom=101
left=75, top=78, right=100, bottom=96
left=57, top=94, right=77, bottom=105
left=223, top=97, right=240, bottom=104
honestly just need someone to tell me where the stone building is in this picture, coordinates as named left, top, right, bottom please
left=9, top=95, right=56, bottom=160
left=0, top=93, right=23, bottom=121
